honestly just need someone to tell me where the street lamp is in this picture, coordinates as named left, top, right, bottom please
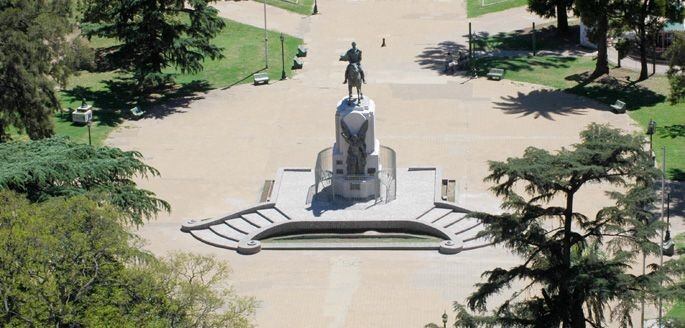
left=263, top=0, right=269, bottom=69
left=87, top=121, right=92, bottom=146
left=313, top=0, right=318, bottom=14
left=442, top=311, right=448, bottom=328
left=280, top=33, right=286, bottom=80
left=647, top=119, right=656, bottom=154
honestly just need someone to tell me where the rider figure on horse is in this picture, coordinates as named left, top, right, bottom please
left=343, top=42, right=366, bottom=85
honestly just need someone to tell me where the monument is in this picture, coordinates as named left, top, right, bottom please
left=181, top=42, right=488, bottom=255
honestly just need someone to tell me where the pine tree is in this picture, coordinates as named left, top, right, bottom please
left=453, top=124, right=683, bottom=327
left=0, top=0, right=79, bottom=141
left=527, top=0, right=574, bottom=35
left=82, top=0, right=226, bottom=93
left=665, top=32, right=685, bottom=103
left=0, top=137, right=169, bottom=225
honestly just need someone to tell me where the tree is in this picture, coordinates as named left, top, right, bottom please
left=82, top=0, right=226, bottom=92
left=665, top=32, right=685, bottom=103
left=452, top=124, right=684, bottom=327
left=527, top=0, right=574, bottom=35
left=618, top=0, right=684, bottom=80
left=575, top=0, right=622, bottom=77
left=0, top=137, right=169, bottom=225
left=0, top=191, right=256, bottom=327
left=0, top=0, right=85, bottom=141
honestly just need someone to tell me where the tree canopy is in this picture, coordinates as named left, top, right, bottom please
left=82, top=0, right=226, bottom=91
left=665, top=32, right=685, bottom=104
left=453, top=124, right=684, bottom=327
left=0, top=137, right=169, bottom=225
left=0, top=0, right=84, bottom=141
left=0, top=191, right=256, bottom=327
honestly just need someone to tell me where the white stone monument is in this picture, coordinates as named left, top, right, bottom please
left=331, top=97, right=381, bottom=200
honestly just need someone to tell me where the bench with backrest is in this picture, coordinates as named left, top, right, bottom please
left=487, top=68, right=505, bottom=80
left=610, top=100, right=626, bottom=113
left=292, top=57, right=303, bottom=69
left=130, top=106, right=145, bottom=118
left=253, top=72, right=269, bottom=85
left=297, top=45, right=308, bottom=57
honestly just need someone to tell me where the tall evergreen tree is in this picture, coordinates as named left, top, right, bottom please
left=576, top=0, right=622, bottom=77
left=527, top=0, right=574, bottom=35
left=452, top=124, right=683, bottom=328
left=82, top=0, right=226, bottom=92
left=0, top=137, right=169, bottom=225
left=665, top=32, right=685, bottom=103
left=618, top=0, right=683, bottom=80
left=0, top=0, right=79, bottom=141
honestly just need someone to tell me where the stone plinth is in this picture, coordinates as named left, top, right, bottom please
left=332, top=97, right=381, bottom=200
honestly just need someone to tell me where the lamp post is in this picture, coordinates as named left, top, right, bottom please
left=313, top=0, right=318, bottom=14
left=263, top=0, right=269, bottom=69
left=442, top=311, right=448, bottom=328
left=647, top=119, right=656, bottom=154
left=87, top=120, right=92, bottom=146
left=280, top=33, right=286, bottom=80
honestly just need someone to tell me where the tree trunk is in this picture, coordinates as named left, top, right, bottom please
left=556, top=3, right=569, bottom=35
left=638, top=32, right=649, bottom=80
left=592, top=15, right=610, bottom=78
left=561, top=192, right=574, bottom=327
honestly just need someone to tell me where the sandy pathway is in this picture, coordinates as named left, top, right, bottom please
left=106, top=1, right=662, bottom=327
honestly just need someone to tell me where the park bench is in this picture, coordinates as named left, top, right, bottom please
left=253, top=72, right=269, bottom=85
left=297, top=45, right=308, bottom=57
left=610, top=100, right=626, bottom=114
left=130, top=106, right=145, bottom=119
left=487, top=68, right=505, bottom=80
left=292, top=57, right=303, bottom=69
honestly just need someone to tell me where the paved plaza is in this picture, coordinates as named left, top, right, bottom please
left=105, top=0, right=674, bottom=326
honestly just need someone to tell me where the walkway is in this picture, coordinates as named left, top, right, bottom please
left=107, top=1, right=662, bottom=327
left=607, top=45, right=670, bottom=75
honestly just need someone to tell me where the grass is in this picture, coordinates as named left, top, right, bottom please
left=474, top=24, right=580, bottom=52
left=467, top=0, right=527, bottom=18
left=53, top=19, right=303, bottom=145
left=666, top=233, right=685, bottom=322
left=256, top=0, right=314, bottom=15
left=474, top=55, right=685, bottom=180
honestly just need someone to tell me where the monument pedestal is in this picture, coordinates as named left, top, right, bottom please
left=331, top=96, right=381, bottom=200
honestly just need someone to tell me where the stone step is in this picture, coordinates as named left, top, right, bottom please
left=446, top=217, right=481, bottom=235
left=210, top=223, right=246, bottom=242
left=416, top=208, right=452, bottom=222
left=189, top=230, right=238, bottom=250
left=242, top=213, right=272, bottom=228
left=226, top=218, right=259, bottom=234
left=457, top=222, right=484, bottom=241
left=257, top=208, right=290, bottom=223
left=434, top=212, right=466, bottom=228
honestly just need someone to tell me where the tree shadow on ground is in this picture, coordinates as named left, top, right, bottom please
left=566, top=74, right=666, bottom=111
left=61, top=76, right=211, bottom=125
left=472, top=25, right=580, bottom=52
left=474, top=56, right=577, bottom=75
left=493, top=89, right=590, bottom=120
left=668, top=179, right=685, bottom=223
left=415, top=41, right=468, bottom=74
left=659, top=125, right=685, bottom=139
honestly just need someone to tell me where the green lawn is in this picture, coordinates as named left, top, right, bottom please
left=55, top=18, right=303, bottom=145
left=474, top=56, right=685, bottom=180
left=667, top=233, right=685, bottom=322
left=475, top=24, right=580, bottom=52
left=467, top=0, right=527, bottom=18
left=256, top=0, right=314, bottom=15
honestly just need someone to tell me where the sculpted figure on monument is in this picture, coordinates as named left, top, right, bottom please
left=340, top=119, right=369, bottom=175
left=341, top=42, right=365, bottom=103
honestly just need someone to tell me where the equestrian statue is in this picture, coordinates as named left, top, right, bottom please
left=341, top=42, right=366, bottom=104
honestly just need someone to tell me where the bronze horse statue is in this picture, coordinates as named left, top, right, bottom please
left=346, top=63, right=363, bottom=104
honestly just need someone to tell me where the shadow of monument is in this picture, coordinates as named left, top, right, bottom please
left=306, top=186, right=381, bottom=217
left=493, top=89, right=592, bottom=120
left=415, top=41, right=468, bottom=74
